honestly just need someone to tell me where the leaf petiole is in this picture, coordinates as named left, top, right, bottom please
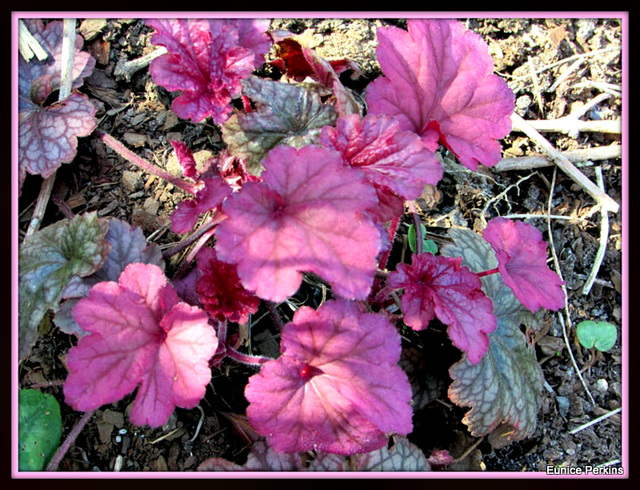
left=475, top=267, right=500, bottom=278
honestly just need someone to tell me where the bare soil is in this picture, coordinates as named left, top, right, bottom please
left=17, top=16, right=624, bottom=475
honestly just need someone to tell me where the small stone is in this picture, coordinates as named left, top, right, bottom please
left=142, top=197, right=160, bottom=215
left=596, top=378, right=609, bottom=392
left=556, top=396, right=570, bottom=417
left=156, top=455, right=168, bottom=472
left=123, top=132, right=148, bottom=147
left=97, top=422, right=114, bottom=444
left=122, top=171, right=143, bottom=192
left=114, top=454, right=124, bottom=472
left=79, top=19, right=107, bottom=41
left=102, top=409, right=125, bottom=428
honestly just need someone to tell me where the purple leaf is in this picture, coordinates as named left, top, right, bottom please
left=222, top=76, right=338, bottom=175
left=54, top=218, right=164, bottom=337
left=366, top=19, right=514, bottom=170
left=196, top=247, right=260, bottom=324
left=170, top=176, right=231, bottom=234
left=244, top=300, right=413, bottom=455
left=482, top=217, right=565, bottom=312
left=215, top=144, right=382, bottom=302
left=18, top=20, right=95, bottom=109
left=448, top=294, right=544, bottom=441
left=19, top=93, right=97, bottom=188
left=319, top=113, right=443, bottom=221
left=146, top=19, right=270, bottom=124
left=18, top=20, right=97, bottom=190
left=347, top=435, right=431, bottom=471
left=387, top=253, right=497, bottom=364
left=63, top=263, right=218, bottom=427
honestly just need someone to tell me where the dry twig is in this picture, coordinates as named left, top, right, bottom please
left=510, top=113, right=619, bottom=214
left=522, top=118, right=620, bottom=136
left=582, top=167, right=610, bottom=295
left=114, top=47, right=167, bottom=80
left=508, top=46, right=621, bottom=84
left=494, top=145, right=621, bottom=172
left=568, top=407, right=621, bottom=435
left=18, top=19, right=48, bottom=61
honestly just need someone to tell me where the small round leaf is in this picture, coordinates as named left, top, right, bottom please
left=576, top=321, right=618, bottom=352
left=18, top=389, right=62, bottom=471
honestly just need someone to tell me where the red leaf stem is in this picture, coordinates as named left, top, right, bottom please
left=172, top=224, right=219, bottom=281
left=266, top=301, right=285, bottom=331
left=46, top=410, right=95, bottom=471
left=98, top=130, right=200, bottom=195
left=224, top=344, right=272, bottom=366
left=162, top=213, right=226, bottom=260
left=241, top=94, right=253, bottom=112
left=475, top=267, right=500, bottom=278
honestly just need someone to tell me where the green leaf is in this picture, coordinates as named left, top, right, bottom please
left=407, top=223, right=438, bottom=254
left=19, top=212, right=110, bottom=360
left=576, top=320, right=618, bottom=352
left=18, top=389, right=62, bottom=471
left=222, top=76, right=337, bottom=175
left=442, top=227, right=544, bottom=441
left=348, top=435, right=431, bottom=471
left=306, top=436, right=431, bottom=471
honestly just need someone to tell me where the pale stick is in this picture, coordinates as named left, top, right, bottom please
left=510, top=112, right=619, bottom=214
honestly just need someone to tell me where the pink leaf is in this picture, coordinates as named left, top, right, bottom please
left=387, top=253, right=497, bottom=364
left=169, top=140, right=198, bottom=179
left=366, top=19, right=514, bottom=170
left=482, top=217, right=565, bottom=312
left=244, top=300, right=413, bottom=455
left=146, top=19, right=270, bottom=124
left=170, top=176, right=231, bottom=234
left=215, top=144, right=382, bottom=302
left=63, top=263, right=217, bottom=427
left=319, top=113, right=443, bottom=221
left=196, top=247, right=260, bottom=324
left=216, top=149, right=260, bottom=191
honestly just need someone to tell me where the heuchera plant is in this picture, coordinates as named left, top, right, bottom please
left=19, top=17, right=569, bottom=466
left=18, top=19, right=97, bottom=192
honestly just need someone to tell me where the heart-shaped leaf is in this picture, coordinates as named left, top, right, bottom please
left=244, top=299, right=413, bottom=455
left=387, top=252, right=497, bottom=364
left=222, top=76, right=337, bottom=174
left=18, top=20, right=97, bottom=191
left=146, top=19, right=270, bottom=124
left=215, top=144, right=382, bottom=302
left=63, top=263, right=218, bottom=428
left=576, top=320, right=618, bottom=352
left=366, top=19, right=514, bottom=170
left=19, top=213, right=110, bottom=360
left=482, top=217, right=565, bottom=312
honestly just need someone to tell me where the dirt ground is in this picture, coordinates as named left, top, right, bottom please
left=17, top=16, right=624, bottom=474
